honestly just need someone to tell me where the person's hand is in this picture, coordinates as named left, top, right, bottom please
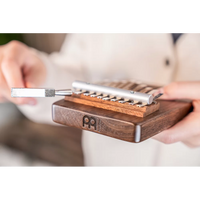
left=153, top=81, right=200, bottom=148
left=0, top=40, right=46, bottom=105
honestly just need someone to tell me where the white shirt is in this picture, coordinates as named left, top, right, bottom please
left=18, top=33, right=200, bottom=166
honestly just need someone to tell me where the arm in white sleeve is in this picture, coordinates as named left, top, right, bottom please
left=17, top=34, right=88, bottom=125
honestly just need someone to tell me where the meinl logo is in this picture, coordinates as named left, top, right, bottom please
left=83, top=115, right=97, bottom=130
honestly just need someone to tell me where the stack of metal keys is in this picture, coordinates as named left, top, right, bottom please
left=11, top=80, right=162, bottom=107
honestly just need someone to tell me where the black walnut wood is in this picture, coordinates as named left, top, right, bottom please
left=52, top=99, right=192, bottom=143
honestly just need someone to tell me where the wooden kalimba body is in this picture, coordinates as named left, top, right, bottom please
left=52, top=80, right=192, bottom=143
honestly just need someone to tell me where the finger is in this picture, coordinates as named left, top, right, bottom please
left=0, top=41, right=28, bottom=89
left=1, top=58, right=25, bottom=89
left=193, top=100, right=200, bottom=112
left=153, top=112, right=200, bottom=144
left=157, top=81, right=200, bottom=100
left=7, top=94, right=37, bottom=106
left=0, top=66, right=37, bottom=105
left=182, top=135, right=200, bottom=148
left=0, top=61, right=8, bottom=103
left=1, top=81, right=37, bottom=105
left=3, top=81, right=37, bottom=105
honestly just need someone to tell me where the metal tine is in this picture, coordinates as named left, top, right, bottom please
left=110, top=97, right=122, bottom=102
left=109, top=81, right=122, bottom=87
left=129, top=101, right=140, bottom=106
left=103, top=81, right=128, bottom=101
left=147, top=89, right=159, bottom=95
left=88, top=80, right=120, bottom=98
left=122, top=82, right=137, bottom=90
left=113, top=80, right=128, bottom=88
left=97, top=94, right=108, bottom=99
left=90, top=80, right=114, bottom=97
left=136, top=102, right=148, bottom=107
left=90, top=81, right=110, bottom=97
left=153, top=93, right=163, bottom=100
left=116, top=81, right=129, bottom=88
left=100, top=81, right=111, bottom=86
left=90, top=92, right=101, bottom=97
left=102, top=95, right=115, bottom=101
left=94, top=80, right=128, bottom=100
left=131, top=83, right=147, bottom=91
left=109, top=81, right=129, bottom=101
left=136, top=87, right=154, bottom=107
left=118, top=82, right=132, bottom=104
left=98, top=80, right=128, bottom=100
left=119, top=98, right=131, bottom=104
left=138, top=87, right=153, bottom=93
left=74, top=89, right=87, bottom=94
left=84, top=91, right=95, bottom=96
left=111, top=81, right=143, bottom=103
left=129, top=86, right=152, bottom=106
left=136, top=95, right=162, bottom=107
left=127, top=84, right=148, bottom=105
left=96, top=81, right=120, bottom=99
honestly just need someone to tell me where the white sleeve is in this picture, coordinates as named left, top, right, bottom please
left=17, top=34, right=88, bottom=125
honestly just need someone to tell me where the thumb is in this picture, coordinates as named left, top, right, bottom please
left=158, top=81, right=200, bottom=100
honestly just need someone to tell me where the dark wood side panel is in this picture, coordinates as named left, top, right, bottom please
left=139, top=101, right=192, bottom=142
left=52, top=99, right=192, bottom=143
left=52, top=100, right=135, bottom=142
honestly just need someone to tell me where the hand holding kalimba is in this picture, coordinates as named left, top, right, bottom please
left=153, top=82, right=200, bottom=148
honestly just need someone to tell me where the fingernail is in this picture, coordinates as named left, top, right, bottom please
left=157, top=88, right=167, bottom=99
left=157, top=87, right=164, bottom=94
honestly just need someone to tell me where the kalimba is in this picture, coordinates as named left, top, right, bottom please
left=12, top=80, right=192, bottom=143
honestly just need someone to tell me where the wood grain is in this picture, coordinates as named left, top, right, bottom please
left=53, top=100, right=135, bottom=142
left=52, top=99, right=192, bottom=143
left=65, top=94, right=160, bottom=117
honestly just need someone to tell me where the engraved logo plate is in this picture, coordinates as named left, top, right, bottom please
left=83, top=115, right=97, bottom=130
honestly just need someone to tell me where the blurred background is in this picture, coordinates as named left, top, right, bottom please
left=0, top=34, right=84, bottom=166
